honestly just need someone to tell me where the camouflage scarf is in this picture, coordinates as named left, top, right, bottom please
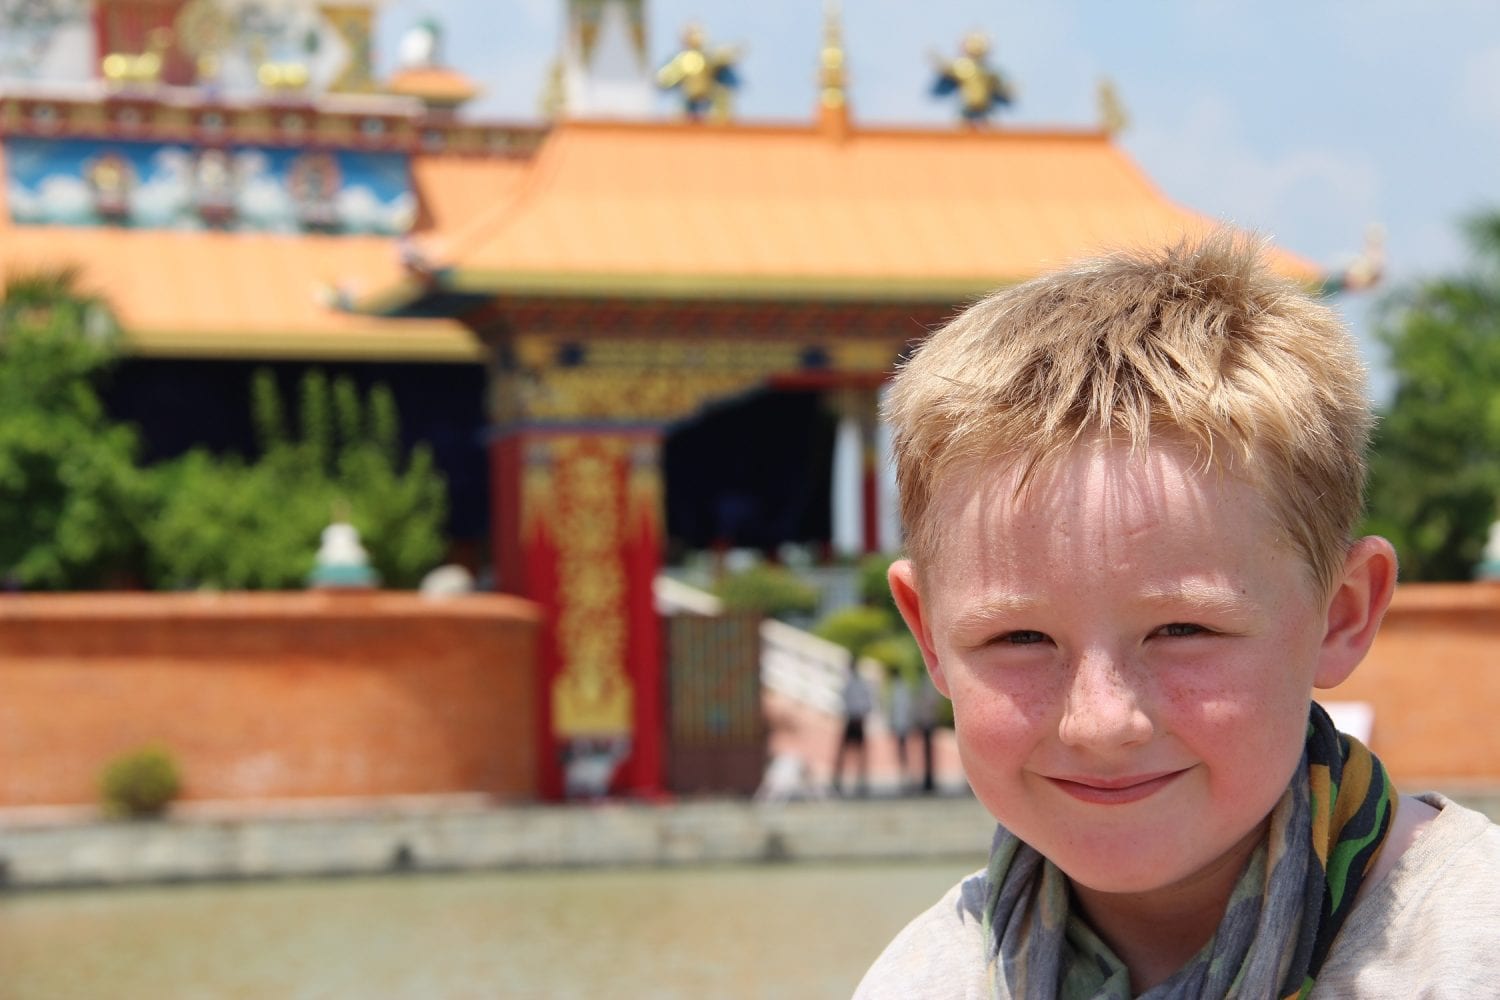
left=981, top=702, right=1394, bottom=999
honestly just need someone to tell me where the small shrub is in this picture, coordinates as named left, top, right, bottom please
left=856, top=553, right=900, bottom=614
left=863, top=632, right=926, bottom=683
left=813, top=604, right=899, bottom=658
left=712, top=563, right=821, bottom=620
left=100, top=744, right=182, bottom=818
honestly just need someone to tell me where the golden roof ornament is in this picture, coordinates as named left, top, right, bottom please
left=930, top=31, right=1013, bottom=126
left=101, top=27, right=173, bottom=87
left=1320, top=225, right=1387, bottom=295
left=174, top=0, right=232, bottom=84
left=819, top=0, right=849, bottom=113
left=539, top=57, right=566, bottom=120
left=815, top=0, right=853, bottom=141
left=656, top=23, right=741, bottom=122
left=248, top=37, right=309, bottom=92
left=1097, top=77, right=1129, bottom=136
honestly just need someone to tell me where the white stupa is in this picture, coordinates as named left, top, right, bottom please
left=308, top=519, right=379, bottom=589
left=1477, top=518, right=1500, bottom=582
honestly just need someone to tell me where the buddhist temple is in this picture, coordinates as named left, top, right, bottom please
left=0, top=0, right=1333, bottom=800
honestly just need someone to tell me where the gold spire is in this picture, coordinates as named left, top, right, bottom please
left=818, top=0, right=850, bottom=137
left=1097, top=77, right=1129, bottom=137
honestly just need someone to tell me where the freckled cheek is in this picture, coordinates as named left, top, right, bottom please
left=946, top=666, right=1057, bottom=750
left=1155, top=665, right=1307, bottom=776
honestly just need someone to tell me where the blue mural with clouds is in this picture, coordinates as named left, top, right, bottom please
left=4, top=137, right=414, bottom=235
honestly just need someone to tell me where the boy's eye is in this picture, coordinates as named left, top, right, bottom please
left=998, top=629, right=1049, bottom=645
left=1155, top=622, right=1208, bottom=638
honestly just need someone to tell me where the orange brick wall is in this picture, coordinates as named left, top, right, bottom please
left=0, top=592, right=541, bottom=807
left=1323, top=583, right=1500, bottom=785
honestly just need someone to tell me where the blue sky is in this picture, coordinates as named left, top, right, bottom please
left=376, top=1, right=1500, bottom=399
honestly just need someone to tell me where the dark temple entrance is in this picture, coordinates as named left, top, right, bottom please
left=663, top=388, right=836, bottom=561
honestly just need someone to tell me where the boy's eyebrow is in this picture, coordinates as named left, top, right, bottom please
left=947, top=593, right=1042, bottom=632
left=1135, top=582, right=1256, bottom=616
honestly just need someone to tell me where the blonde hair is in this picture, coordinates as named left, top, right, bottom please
left=885, top=232, right=1371, bottom=594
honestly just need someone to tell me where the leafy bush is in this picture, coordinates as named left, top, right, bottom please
left=856, top=552, right=900, bottom=614
left=100, top=744, right=182, bottom=818
left=813, top=604, right=899, bottom=658
left=812, top=585, right=955, bottom=728
left=144, top=369, right=448, bottom=589
left=0, top=271, right=147, bottom=588
left=1, top=274, right=448, bottom=591
left=863, top=632, right=926, bottom=682
left=1363, top=211, right=1500, bottom=579
left=712, top=563, right=821, bottom=620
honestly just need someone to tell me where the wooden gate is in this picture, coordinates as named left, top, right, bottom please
left=663, top=612, right=765, bottom=796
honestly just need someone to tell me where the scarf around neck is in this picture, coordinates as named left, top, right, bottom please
left=980, top=702, right=1395, bottom=1000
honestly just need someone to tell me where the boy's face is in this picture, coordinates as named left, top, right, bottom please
left=890, top=441, right=1359, bottom=898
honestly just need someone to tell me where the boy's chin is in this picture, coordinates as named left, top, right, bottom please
left=1052, top=856, right=1192, bottom=897
left=1053, top=821, right=1269, bottom=901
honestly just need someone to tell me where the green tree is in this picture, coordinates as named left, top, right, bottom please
left=145, top=369, right=449, bottom=589
left=0, top=270, right=147, bottom=588
left=813, top=604, right=899, bottom=659
left=711, top=562, right=821, bottom=621
left=1364, top=213, right=1500, bottom=580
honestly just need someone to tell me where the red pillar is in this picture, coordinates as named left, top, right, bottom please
left=491, top=428, right=664, bottom=801
left=862, top=432, right=880, bottom=555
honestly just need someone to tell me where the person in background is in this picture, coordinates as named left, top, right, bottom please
left=884, top=664, right=914, bottom=792
left=832, top=653, right=873, bottom=797
left=911, top=668, right=942, bottom=794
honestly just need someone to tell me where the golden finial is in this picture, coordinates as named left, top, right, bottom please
left=1097, top=77, right=1129, bottom=136
left=817, top=0, right=852, bottom=138
left=539, top=56, right=566, bottom=120
left=820, top=0, right=847, bottom=110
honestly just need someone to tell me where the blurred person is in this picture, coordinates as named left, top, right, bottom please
left=832, top=654, right=873, bottom=797
left=884, top=664, right=914, bottom=792
left=911, top=668, right=942, bottom=795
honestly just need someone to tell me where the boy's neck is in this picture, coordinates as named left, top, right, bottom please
left=1069, top=822, right=1265, bottom=993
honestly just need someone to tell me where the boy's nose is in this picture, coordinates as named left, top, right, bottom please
left=1057, top=648, right=1153, bottom=749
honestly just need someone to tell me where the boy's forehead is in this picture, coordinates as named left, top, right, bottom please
left=921, top=440, right=1279, bottom=564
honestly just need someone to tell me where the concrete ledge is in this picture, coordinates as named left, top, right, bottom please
left=0, top=795, right=997, bottom=890
left=4, top=790, right=1495, bottom=892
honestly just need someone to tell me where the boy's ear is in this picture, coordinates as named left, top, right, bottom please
left=1314, top=535, right=1399, bottom=689
left=888, top=559, right=952, bottom=698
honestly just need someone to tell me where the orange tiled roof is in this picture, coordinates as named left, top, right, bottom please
left=1, top=119, right=1324, bottom=355
left=373, top=118, right=1321, bottom=308
left=0, top=146, right=531, bottom=360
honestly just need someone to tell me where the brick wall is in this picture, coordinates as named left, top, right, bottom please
left=0, top=592, right=541, bottom=807
left=1324, top=583, right=1500, bottom=785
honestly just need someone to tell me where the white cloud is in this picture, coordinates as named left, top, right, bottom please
left=335, top=185, right=416, bottom=234
left=230, top=149, right=299, bottom=231
left=1126, top=96, right=1379, bottom=262
left=236, top=172, right=298, bottom=232
left=386, top=191, right=416, bottom=233
left=33, top=173, right=94, bottom=223
left=132, top=147, right=195, bottom=227
left=5, top=180, right=38, bottom=221
left=234, top=148, right=272, bottom=182
left=335, top=183, right=386, bottom=233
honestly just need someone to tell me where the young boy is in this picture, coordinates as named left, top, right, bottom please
left=855, top=234, right=1500, bottom=998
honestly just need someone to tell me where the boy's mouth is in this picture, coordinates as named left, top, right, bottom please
left=1046, top=768, right=1189, bottom=805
